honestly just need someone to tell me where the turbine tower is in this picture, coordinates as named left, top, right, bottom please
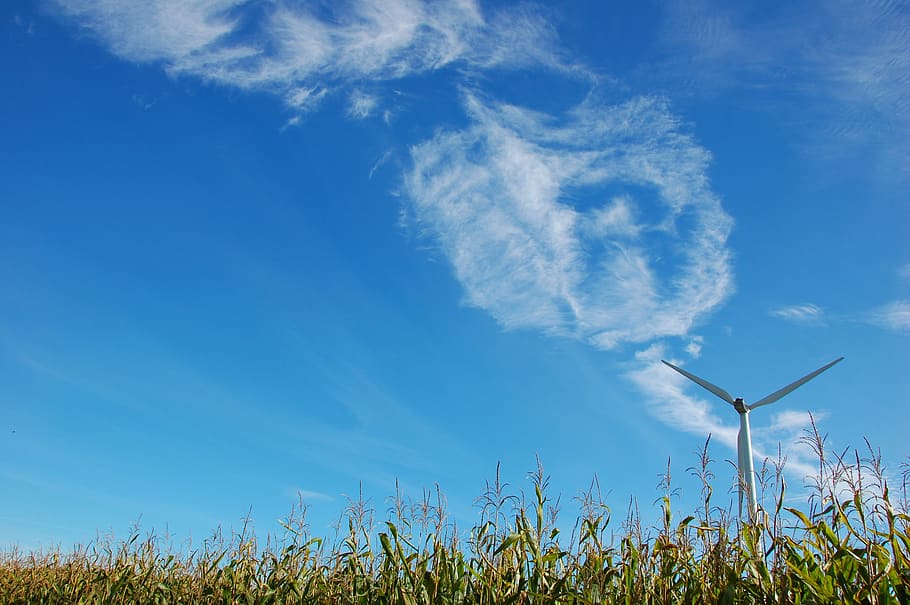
left=661, top=356, right=844, bottom=521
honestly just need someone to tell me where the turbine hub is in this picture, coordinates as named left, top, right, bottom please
left=733, top=398, right=748, bottom=413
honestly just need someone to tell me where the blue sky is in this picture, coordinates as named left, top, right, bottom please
left=1, top=0, right=908, bottom=550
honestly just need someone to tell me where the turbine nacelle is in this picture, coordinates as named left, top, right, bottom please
left=733, top=398, right=747, bottom=414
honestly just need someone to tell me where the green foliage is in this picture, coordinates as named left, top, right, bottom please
left=2, top=434, right=908, bottom=604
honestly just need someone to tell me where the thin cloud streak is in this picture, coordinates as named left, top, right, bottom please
left=862, top=300, right=910, bottom=332
left=771, top=299, right=910, bottom=333
left=51, top=0, right=574, bottom=113
left=404, top=93, right=734, bottom=348
left=770, top=303, right=826, bottom=326
left=293, top=489, right=334, bottom=503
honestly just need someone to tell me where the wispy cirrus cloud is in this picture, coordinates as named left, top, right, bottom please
left=656, top=0, right=910, bottom=172
left=862, top=300, right=910, bottom=332
left=770, top=303, right=826, bottom=326
left=53, top=0, right=244, bottom=63
left=768, top=409, right=824, bottom=433
left=771, top=299, right=910, bottom=333
left=291, top=489, right=334, bottom=503
left=50, top=0, right=734, bottom=352
left=50, top=0, right=574, bottom=114
left=685, top=335, right=704, bottom=358
left=403, top=93, right=735, bottom=349
left=51, top=0, right=747, bottom=479
left=347, top=90, right=379, bottom=120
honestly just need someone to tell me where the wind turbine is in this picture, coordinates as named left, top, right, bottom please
left=661, top=356, right=844, bottom=521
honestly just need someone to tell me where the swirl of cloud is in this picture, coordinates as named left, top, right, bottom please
left=404, top=94, right=734, bottom=349
left=45, top=0, right=750, bottom=468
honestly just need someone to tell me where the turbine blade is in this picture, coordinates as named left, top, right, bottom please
left=749, top=357, right=844, bottom=410
left=661, top=360, right=737, bottom=405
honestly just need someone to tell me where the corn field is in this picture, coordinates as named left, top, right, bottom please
left=2, top=426, right=908, bottom=604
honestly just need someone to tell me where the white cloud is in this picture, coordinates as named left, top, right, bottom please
left=771, top=300, right=910, bottom=333
left=770, top=303, right=826, bottom=326
left=285, top=86, right=328, bottom=112
left=581, top=197, right=645, bottom=239
left=404, top=93, right=734, bottom=348
left=50, top=0, right=573, bottom=112
left=348, top=90, right=378, bottom=119
left=54, top=0, right=244, bottom=63
left=768, top=409, right=823, bottom=433
left=368, top=150, right=393, bottom=181
left=685, top=335, right=704, bottom=358
left=292, top=489, right=334, bottom=503
left=862, top=300, right=910, bottom=332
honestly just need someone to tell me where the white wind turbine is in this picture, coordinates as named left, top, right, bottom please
left=661, top=356, right=844, bottom=521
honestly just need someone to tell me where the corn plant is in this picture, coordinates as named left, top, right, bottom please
left=2, top=433, right=907, bottom=604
